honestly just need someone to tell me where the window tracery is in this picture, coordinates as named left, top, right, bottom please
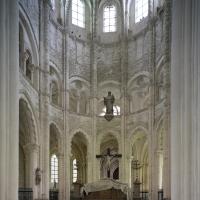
left=51, top=0, right=56, bottom=10
left=73, top=159, right=78, bottom=183
left=51, top=154, right=58, bottom=183
left=103, top=4, right=117, bottom=32
left=72, top=0, right=85, bottom=28
left=135, top=0, right=148, bottom=23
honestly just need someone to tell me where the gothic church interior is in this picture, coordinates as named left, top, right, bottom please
left=0, top=0, right=200, bottom=200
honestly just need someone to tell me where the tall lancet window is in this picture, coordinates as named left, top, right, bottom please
left=135, top=0, right=148, bottom=23
left=72, top=0, right=85, bottom=28
left=51, top=0, right=56, bottom=10
left=51, top=154, right=58, bottom=183
left=73, top=159, right=78, bottom=183
left=103, top=4, right=117, bottom=32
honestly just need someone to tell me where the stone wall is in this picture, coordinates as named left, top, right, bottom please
left=17, top=0, right=170, bottom=199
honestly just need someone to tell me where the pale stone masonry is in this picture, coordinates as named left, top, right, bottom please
left=1, top=0, right=200, bottom=200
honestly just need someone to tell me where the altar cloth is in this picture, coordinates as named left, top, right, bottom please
left=81, top=178, right=131, bottom=200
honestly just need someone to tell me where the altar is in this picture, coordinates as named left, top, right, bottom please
left=81, top=178, right=131, bottom=200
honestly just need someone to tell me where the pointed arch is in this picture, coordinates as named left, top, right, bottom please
left=19, top=6, right=39, bottom=65
left=19, top=94, right=39, bottom=145
left=70, top=130, right=89, bottom=184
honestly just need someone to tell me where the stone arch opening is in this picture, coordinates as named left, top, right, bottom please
left=128, top=74, right=151, bottom=113
left=50, top=123, right=62, bottom=189
left=99, top=133, right=119, bottom=179
left=71, top=132, right=88, bottom=185
left=130, top=129, right=149, bottom=195
left=19, top=9, right=39, bottom=90
left=19, top=98, right=39, bottom=199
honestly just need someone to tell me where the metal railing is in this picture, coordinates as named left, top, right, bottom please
left=49, top=189, right=59, bottom=200
left=140, top=191, right=149, bottom=199
left=18, top=188, right=33, bottom=200
left=158, top=189, right=164, bottom=200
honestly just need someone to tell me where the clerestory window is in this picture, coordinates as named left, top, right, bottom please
left=135, top=0, right=148, bottom=23
left=51, top=0, right=56, bottom=10
left=103, top=4, right=117, bottom=32
left=72, top=0, right=85, bottom=28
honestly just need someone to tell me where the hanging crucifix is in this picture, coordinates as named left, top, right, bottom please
left=96, top=148, right=122, bottom=178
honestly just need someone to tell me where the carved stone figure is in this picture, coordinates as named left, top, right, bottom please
left=104, top=91, right=115, bottom=121
left=35, top=167, right=41, bottom=185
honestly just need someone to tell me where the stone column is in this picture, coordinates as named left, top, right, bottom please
left=91, top=1, right=98, bottom=182
left=156, top=150, right=163, bottom=190
left=91, top=53, right=98, bottom=182
left=58, top=153, right=64, bottom=200
left=39, top=0, right=50, bottom=199
left=148, top=17, right=157, bottom=200
left=95, top=142, right=101, bottom=180
left=148, top=133, right=158, bottom=200
left=24, top=143, right=40, bottom=199
left=120, top=4, right=128, bottom=182
left=162, top=0, right=171, bottom=198
left=77, top=96, right=80, bottom=114
left=171, top=0, right=200, bottom=200
left=127, top=155, right=134, bottom=187
left=0, top=0, right=19, bottom=200
left=87, top=149, right=93, bottom=182
left=63, top=10, right=71, bottom=200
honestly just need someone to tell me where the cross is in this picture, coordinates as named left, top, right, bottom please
left=96, top=148, right=122, bottom=178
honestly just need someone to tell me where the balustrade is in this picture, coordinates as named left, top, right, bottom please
left=18, top=188, right=33, bottom=200
left=49, top=189, right=59, bottom=200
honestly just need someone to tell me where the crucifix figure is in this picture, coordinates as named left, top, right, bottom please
left=96, top=148, right=122, bottom=178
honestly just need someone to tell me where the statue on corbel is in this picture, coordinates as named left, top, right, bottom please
left=35, top=167, right=42, bottom=185
left=21, top=50, right=35, bottom=82
left=104, top=91, right=115, bottom=121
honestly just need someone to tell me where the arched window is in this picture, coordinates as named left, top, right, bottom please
left=113, top=105, right=120, bottom=116
left=103, top=4, right=117, bottom=32
left=51, top=0, right=56, bottom=10
left=73, top=159, right=78, bottom=183
left=51, top=154, right=58, bottom=183
left=72, top=0, right=85, bottom=28
left=135, top=0, right=148, bottom=23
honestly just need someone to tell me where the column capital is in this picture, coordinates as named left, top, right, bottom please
left=23, top=143, right=40, bottom=153
left=57, top=152, right=64, bottom=159
left=126, top=155, right=134, bottom=161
